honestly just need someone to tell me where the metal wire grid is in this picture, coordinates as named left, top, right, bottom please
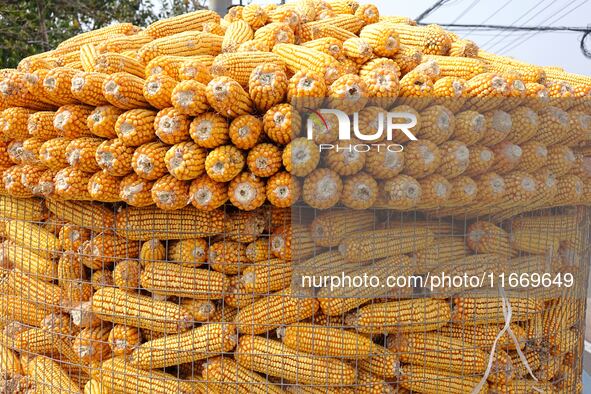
left=0, top=197, right=587, bottom=393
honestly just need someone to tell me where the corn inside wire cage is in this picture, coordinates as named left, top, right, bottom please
left=2, top=0, right=591, bottom=392
left=0, top=198, right=588, bottom=393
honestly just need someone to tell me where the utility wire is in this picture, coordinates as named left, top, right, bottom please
left=497, top=0, right=588, bottom=54
left=416, top=0, right=453, bottom=23
left=493, top=0, right=583, bottom=53
left=432, top=23, right=589, bottom=33
left=450, top=0, right=482, bottom=24
left=480, top=0, right=553, bottom=49
left=464, top=0, right=512, bottom=36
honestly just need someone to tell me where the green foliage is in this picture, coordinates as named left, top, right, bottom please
left=0, top=0, right=174, bottom=68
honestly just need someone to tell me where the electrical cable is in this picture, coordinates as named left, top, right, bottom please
left=416, top=0, right=453, bottom=23
left=464, top=0, right=512, bottom=36
left=496, top=0, right=587, bottom=54
left=450, top=0, right=482, bottom=24
left=480, top=0, right=554, bottom=49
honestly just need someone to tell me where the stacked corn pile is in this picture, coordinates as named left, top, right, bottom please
left=0, top=0, right=590, bottom=213
left=0, top=199, right=587, bottom=393
left=0, top=0, right=589, bottom=393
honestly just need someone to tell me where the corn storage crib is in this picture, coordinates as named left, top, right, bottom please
left=1, top=0, right=591, bottom=393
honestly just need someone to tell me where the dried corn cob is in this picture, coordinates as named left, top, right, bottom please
left=144, top=9, right=219, bottom=38
left=309, top=210, right=375, bottom=247
left=95, top=138, right=134, bottom=177
left=225, top=211, right=266, bottom=243
left=239, top=259, right=292, bottom=294
left=27, top=111, right=59, bottom=140
left=151, top=174, right=190, bottom=210
left=79, top=231, right=139, bottom=270
left=3, top=219, right=59, bottom=258
left=339, top=226, right=434, bottom=262
left=114, top=204, right=225, bottom=240
left=467, top=221, right=514, bottom=257
left=165, top=141, right=206, bottom=180
left=0, top=107, right=35, bottom=141
left=112, top=259, right=142, bottom=291
left=131, top=141, right=168, bottom=180
left=102, top=72, right=149, bottom=109
left=53, top=167, right=93, bottom=200
left=130, top=322, right=236, bottom=369
left=202, top=356, right=284, bottom=394
left=7, top=270, right=65, bottom=310
left=248, top=63, right=289, bottom=112
left=138, top=31, right=222, bottom=63
left=206, top=76, right=254, bottom=118
left=96, top=357, right=198, bottom=394
left=2, top=241, right=56, bottom=279
left=274, top=44, right=344, bottom=84
left=288, top=70, right=328, bottom=110
left=170, top=80, right=210, bottom=116
left=514, top=140, right=547, bottom=173
left=91, top=287, right=192, bottom=333
left=0, top=294, right=48, bottom=327
left=302, top=168, right=343, bottom=209
left=235, top=335, right=355, bottom=386
left=180, top=299, right=216, bottom=322
left=400, top=365, right=486, bottom=394
left=534, top=106, right=570, bottom=146
left=281, top=322, right=394, bottom=361
left=137, top=239, right=165, bottom=265
left=205, top=145, right=245, bottom=182
left=114, top=109, right=157, bottom=147
left=88, top=170, right=122, bottom=203
left=46, top=198, right=115, bottom=229
left=213, top=52, right=285, bottom=89
left=178, top=56, right=215, bottom=82
left=141, top=261, right=229, bottom=299
left=41, top=67, right=79, bottom=105
left=65, top=137, right=102, bottom=172
left=93, top=52, right=144, bottom=78
left=72, top=325, right=112, bottom=363
left=375, top=174, right=422, bottom=209
left=207, top=240, right=249, bottom=275
left=325, top=141, right=366, bottom=176
left=221, top=20, right=254, bottom=53
left=87, top=105, right=123, bottom=139
left=189, top=174, right=228, bottom=211
left=119, top=173, right=154, bottom=207
left=452, top=295, right=543, bottom=324
left=234, top=288, right=319, bottom=334
left=143, top=74, right=176, bottom=109
left=57, top=252, right=85, bottom=287
left=99, top=32, right=153, bottom=53
left=266, top=171, right=301, bottom=208
left=478, top=50, right=545, bottom=83
left=27, top=356, right=81, bottom=394
left=390, top=332, right=489, bottom=374
left=340, top=172, right=378, bottom=209
left=283, top=137, right=320, bottom=177
left=0, top=195, right=47, bottom=221
left=107, top=324, right=142, bottom=357
left=190, top=112, right=230, bottom=148
left=347, top=298, right=450, bottom=334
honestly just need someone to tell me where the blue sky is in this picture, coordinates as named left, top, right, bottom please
left=216, top=0, right=591, bottom=75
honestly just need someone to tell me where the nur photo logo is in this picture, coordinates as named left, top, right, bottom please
left=305, top=108, right=418, bottom=152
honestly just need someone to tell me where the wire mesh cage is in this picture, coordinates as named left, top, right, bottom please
left=1, top=0, right=591, bottom=393
left=0, top=197, right=589, bottom=393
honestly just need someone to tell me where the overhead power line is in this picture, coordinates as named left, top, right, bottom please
left=415, top=0, right=453, bottom=23
left=480, top=0, right=553, bottom=49
left=497, top=0, right=588, bottom=54
left=430, top=23, right=589, bottom=33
